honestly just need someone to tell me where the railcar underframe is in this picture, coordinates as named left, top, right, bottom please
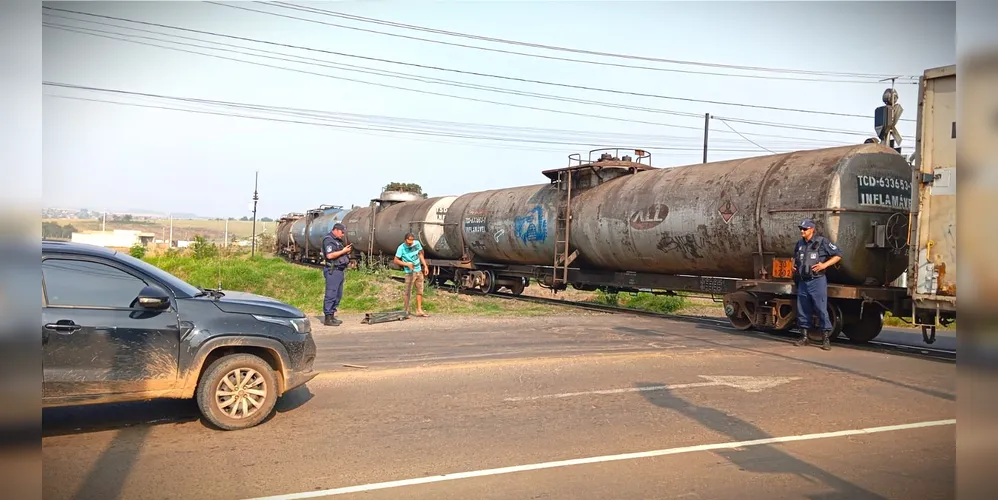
left=419, top=257, right=925, bottom=344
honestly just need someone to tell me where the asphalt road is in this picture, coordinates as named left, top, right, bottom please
left=42, top=312, right=956, bottom=500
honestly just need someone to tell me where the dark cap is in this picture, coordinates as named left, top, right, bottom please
left=332, top=223, right=346, bottom=232
left=798, top=218, right=816, bottom=229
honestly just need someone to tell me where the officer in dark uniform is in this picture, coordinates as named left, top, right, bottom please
left=792, top=218, right=842, bottom=350
left=321, top=223, right=352, bottom=326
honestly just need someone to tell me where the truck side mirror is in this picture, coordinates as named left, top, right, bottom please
left=137, top=285, right=171, bottom=310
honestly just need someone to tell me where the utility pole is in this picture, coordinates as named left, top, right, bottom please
left=702, top=113, right=710, bottom=163
left=224, top=217, right=229, bottom=247
left=102, top=210, right=106, bottom=232
left=251, top=171, right=259, bottom=258
left=169, top=213, right=173, bottom=248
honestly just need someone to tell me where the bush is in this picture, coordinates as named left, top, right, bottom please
left=190, top=234, right=219, bottom=260
left=129, top=243, right=147, bottom=259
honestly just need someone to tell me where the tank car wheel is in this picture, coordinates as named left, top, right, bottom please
left=508, top=280, right=525, bottom=296
left=480, top=270, right=497, bottom=295
left=825, top=302, right=844, bottom=340
left=841, top=304, right=885, bottom=343
left=723, top=291, right=756, bottom=331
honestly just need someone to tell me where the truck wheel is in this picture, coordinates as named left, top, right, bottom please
left=196, top=353, right=279, bottom=431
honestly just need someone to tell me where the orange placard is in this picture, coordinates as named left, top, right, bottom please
left=772, top=258, right=795, bottom=279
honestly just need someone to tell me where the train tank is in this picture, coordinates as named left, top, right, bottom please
left=442, top=184, right=560, bottom=265
left=569, top=143, right=912, bottom=286
left=342, top=190, right=423, bottom=256
left=305, top=206, right=349, bottom=250
left=275, top=213, right=301, bottom=255
left=373, top=196, right=460, bottom=259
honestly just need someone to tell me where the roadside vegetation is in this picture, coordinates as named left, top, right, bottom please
left=141, top=239, right=557, bottom=317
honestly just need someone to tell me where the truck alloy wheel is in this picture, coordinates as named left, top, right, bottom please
left=197, top=353, right=279, bottom=431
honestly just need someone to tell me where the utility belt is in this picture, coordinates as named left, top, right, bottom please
left=325, top=263, right=347, bottom=271
left=798, top=273, right=826, bottom=282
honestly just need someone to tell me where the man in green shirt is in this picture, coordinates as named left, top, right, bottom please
left=394, top=233, right=430, bottom=317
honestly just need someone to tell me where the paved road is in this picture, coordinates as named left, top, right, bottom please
left=42, top=313, right=955, bottom=500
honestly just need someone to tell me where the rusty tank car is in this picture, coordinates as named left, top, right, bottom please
left=568, top=143, right=911, bottom=286
left=284, top=140, right=943, bottom=344
left=273, top=205, right=348, bottom=264
left=373, top=195, right=459, bottom=260
left=339, top=190, right=424, bottom=262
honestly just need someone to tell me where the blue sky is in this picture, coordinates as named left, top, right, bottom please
left=42, top=1, right=955, bottom=219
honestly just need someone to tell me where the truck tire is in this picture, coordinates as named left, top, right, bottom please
left=196, top=353, right=279, bottom=431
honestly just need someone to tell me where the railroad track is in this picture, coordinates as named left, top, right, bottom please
left=436, top=281, right=956, bottom=363
left=295, top=261, right=956, bottom=362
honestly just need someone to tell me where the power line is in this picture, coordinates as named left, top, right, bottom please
left=262, top=1, right=921, bottom=81
left=47, top=91, right=810, bottom=155
left=43, top=5, right=914, bottom=123
left=198, top=1, right=912, bottom=86
left=714, top=118, right=776, bottom=154
left=45, top=81, right=842, bottom=149
left=45, top=21, right=875, bottom=143
left=45, top=17, right=878, bottom=141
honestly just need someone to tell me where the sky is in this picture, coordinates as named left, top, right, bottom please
left=41, top=1, right=956, bottom=219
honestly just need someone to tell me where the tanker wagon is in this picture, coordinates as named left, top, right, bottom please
left=362, top=144, right=916, bottom=344
left=274, top=205, right=350, bottom=265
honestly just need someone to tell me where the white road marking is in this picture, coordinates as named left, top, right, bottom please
left=503, top=375, right=802, bottom=402
left=243, top=419, right=955, bottom=500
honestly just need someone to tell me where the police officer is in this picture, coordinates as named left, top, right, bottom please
left=792, top=218, right=842, bottom=350
left=321, top=223, right=352, bottom=326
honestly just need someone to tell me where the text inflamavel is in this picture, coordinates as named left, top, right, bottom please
left=856, top=175, right=912, bottom=211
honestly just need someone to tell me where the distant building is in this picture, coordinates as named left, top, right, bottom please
left=71, top=229, right=156, bottom=249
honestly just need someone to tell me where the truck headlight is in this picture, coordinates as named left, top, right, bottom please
left=254, top=315, right=311, bottom=334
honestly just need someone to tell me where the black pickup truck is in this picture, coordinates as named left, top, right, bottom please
left=41, top=241, right=318, bottom=430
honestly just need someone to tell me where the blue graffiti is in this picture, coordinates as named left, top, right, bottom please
left=514, top=206, right=548, bottom=243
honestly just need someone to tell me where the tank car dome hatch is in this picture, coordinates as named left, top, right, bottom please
left=379, top=190, right=424, bottom=203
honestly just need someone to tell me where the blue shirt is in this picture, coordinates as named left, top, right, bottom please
left=793, top=235, right=842, bottom=280
left=395, top=240, right=424, bottom=273
left=322, top=234, right=350, bottom=269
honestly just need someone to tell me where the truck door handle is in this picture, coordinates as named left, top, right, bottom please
left=45, top=322, right=82, bottom=334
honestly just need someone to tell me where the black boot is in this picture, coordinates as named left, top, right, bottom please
left=794, top=329, right=809, bottom=346
left=323, top=314, right=341, bottom=326
left=821, top=330, right=831, bottom=350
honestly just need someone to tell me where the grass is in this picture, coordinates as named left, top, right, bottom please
left=586, top=288, right=689, bottom=314
left=143, top=250, right=558, bottom=317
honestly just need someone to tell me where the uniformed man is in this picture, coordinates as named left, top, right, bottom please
left=792, top=218, right=842, bottom=350
left=321, top=223, right=352, bottom=326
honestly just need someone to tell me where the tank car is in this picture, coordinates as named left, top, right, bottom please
left=274, top=213, right=302, bottom=259
left=568, top=143, right=911, bottom=286
left=275, top=205, right=349, bottom=264
left=362, top=145, right=916, bottom=342
left=339, top=190, right=425, bottom=264
left=374, top=195, right=459, bottom=260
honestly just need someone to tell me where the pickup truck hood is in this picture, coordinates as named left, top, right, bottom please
left=211, top=290, right=304, bottom=318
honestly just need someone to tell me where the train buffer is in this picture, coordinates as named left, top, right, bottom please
left=362, top=310, right=410, bottom=325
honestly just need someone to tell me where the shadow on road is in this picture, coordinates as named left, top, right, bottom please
left=636, top=381, right=888, bottom=500
left=615, top=325, right=955, bottom=402
left=43, top=385, right=315, bottom=437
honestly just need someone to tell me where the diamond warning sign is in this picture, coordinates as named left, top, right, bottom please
left=718, top=199, right=737, bottom=224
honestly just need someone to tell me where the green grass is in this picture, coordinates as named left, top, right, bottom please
left=143, top=252, right=558, bottom=316
left=882, top=311, right=956, bottom=330
left=588, top=289, right=688, bottom=314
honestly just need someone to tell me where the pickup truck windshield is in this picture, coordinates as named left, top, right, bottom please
left=114, top=251, right=203, bottom=298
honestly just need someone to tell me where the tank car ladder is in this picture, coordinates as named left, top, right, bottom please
left=552, top=170, right=578, bottom=288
